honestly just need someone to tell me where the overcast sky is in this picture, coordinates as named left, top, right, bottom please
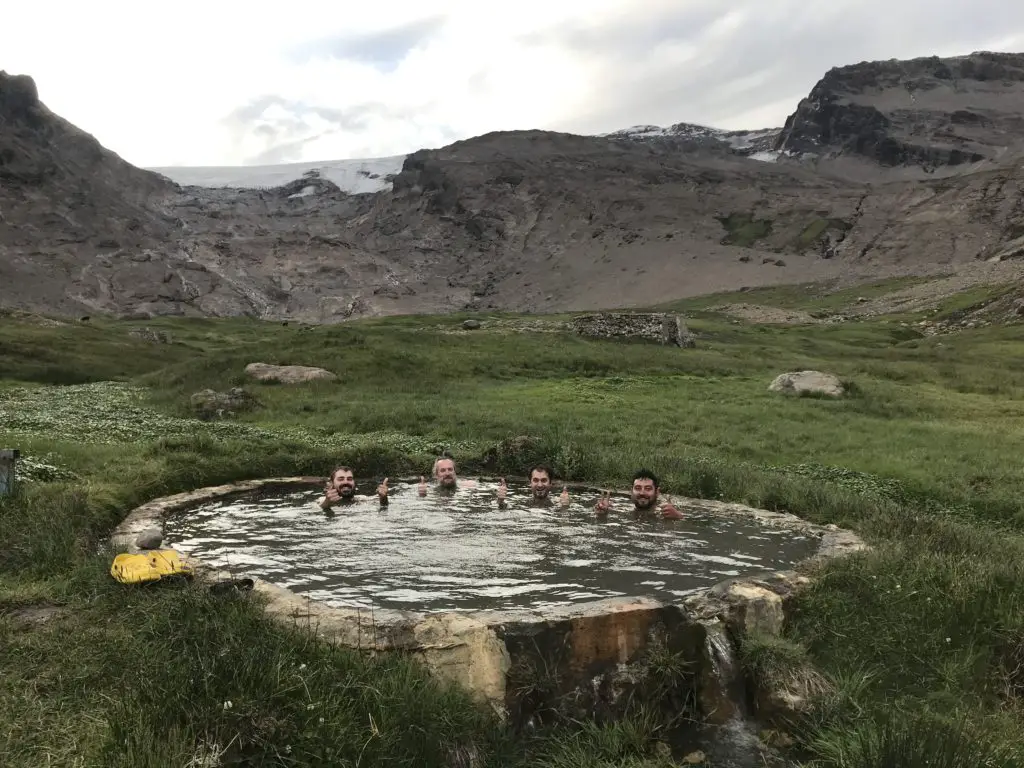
left=6, top=0, right=1024, bottom=168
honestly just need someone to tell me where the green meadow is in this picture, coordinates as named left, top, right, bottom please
left=3, top=280, right=1024, bottom=766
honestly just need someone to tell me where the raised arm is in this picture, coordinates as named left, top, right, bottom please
left=594, top=490, right=614, bottom=517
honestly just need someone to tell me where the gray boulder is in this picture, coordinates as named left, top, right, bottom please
left=769, top=371, right=845, bottom=397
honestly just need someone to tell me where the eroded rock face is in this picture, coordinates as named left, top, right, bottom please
left=571, top=312, right=696, bottom=348
left=775, top=52, right=1024, bottom=169
left=721, top=583, right=786, bottom=637
left=769, top=370, right=845, bottom=397
left=7, top=55, right=1024, bottom=323
left=0, top=72, right=40, bottom=121
left=495, top=598, right=703, bottom=727
left=244, top=362, right=337, bottom=384
left=410, top=614, right=511, bottom=709
left=0, top=70, right=178, bottom=317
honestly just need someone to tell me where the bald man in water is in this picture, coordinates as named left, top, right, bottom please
left=317, top=466, right=390, bottom=513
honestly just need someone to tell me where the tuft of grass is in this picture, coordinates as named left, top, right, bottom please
left=793, top=217, right=851, bottom=250
left=520, top=712, right=677, bottom=768
left=741, top=634, right=833, bottom=705
left=802, top=710, right=1024, bottom=768
left=716, top=212, right=774, bottom=247
left=930, top=282, right=1019, bottom=320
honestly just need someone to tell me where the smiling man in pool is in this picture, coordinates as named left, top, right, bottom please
left=594, top=469, right=683, bottom=519
left=497, top=464, right=571, bottom=509
left=317, top=466, right=390, bottom=513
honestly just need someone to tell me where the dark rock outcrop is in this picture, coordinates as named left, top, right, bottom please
left=0, top=73, right=40, bottom=126
left=0, top=71, right=181, bottom=317
left=775, top=52, right=1024, bottom=170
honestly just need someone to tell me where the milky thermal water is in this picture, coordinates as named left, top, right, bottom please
left=164, top=481, right=819, bottom=612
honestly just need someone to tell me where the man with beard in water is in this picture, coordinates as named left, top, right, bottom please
left=496, top=464, right=570, bottom=509
left=417, top=454, right=479, bottom=495
left=317, top=466, right=390, bottom=514
left=594, top=469, right=683, bottom=519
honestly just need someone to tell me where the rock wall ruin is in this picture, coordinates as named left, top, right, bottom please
left=571, top=312, right=696, bottom=348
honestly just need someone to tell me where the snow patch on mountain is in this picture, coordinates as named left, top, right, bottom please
left=148, top=122, right=784, bottom=195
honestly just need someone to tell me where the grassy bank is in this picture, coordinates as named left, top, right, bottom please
left=3, top=287, right=1024, bottom=766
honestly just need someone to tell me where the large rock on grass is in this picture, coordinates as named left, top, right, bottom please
left=768, top=371, right=845, bottom=397
left=244, top=362, right=337, bottom=384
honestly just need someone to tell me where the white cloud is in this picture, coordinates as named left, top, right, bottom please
left=4, top=0, right=1024, bottom=167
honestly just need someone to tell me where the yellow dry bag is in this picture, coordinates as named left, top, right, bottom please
left=110, top=549, right=193, bottom=585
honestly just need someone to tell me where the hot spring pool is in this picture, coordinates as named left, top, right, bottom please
left=163, top=480, right=821, bottom=612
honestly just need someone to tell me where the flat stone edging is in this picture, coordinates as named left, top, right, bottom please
left=108, top=476, right=869, bottom=720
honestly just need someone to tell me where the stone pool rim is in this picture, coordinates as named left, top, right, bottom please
left=108, top=475, right=867, bottom=717
left=110, top=474, right=865, bottom=622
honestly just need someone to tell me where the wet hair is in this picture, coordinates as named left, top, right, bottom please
left=529, top=464, right=554, bottom=481
left=432, top=454, right=457, bottom=475
left=329, top=465, right=354, bottom=482
left=632, top=469, right=659, bottom=489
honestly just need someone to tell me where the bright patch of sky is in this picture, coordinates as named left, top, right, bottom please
left=6, top=0, right=1023, bottom=167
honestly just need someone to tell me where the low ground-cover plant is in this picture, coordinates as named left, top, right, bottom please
left=3, top=293, right=1024, bottom=766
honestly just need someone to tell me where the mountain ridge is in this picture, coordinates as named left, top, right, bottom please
left=2, top=51, right=1024, bottom=322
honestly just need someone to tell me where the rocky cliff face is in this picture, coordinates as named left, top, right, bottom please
left=0, top=70, right=184, bottom=317
left=774, top=52, right=1024, bottom=173
left=2, top=52, right=1024, bottom=322
left=604, top=122, right=781, bottom=158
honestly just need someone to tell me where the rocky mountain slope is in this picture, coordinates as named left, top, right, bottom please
left=0, top=73, right=183, bottom=317
left=774, top=51, right=1024, bottom=178
left=1, top=51, right=1023, bottom=322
